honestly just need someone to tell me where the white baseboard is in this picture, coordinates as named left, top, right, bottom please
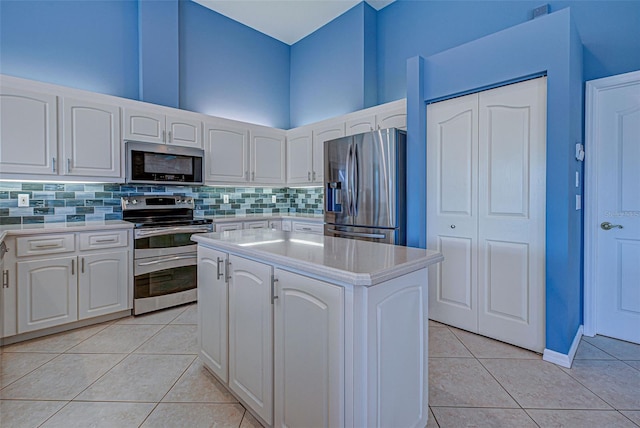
left=542, top=325, right=583, bottom=368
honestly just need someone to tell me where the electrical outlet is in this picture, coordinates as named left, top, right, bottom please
left=272, top=195, right=277, bottom=203
left=223, top=194, right=229, bottom=204
left=18, top=194, right=29, bottom=207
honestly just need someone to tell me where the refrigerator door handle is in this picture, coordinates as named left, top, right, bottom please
left=345, top=143, right=353, bottom=216
left=354, top=143, right=360, bottom=217
left=327, top=228, right=386, bottom=239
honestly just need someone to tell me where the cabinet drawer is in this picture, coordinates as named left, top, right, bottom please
left=16, top=234, right=75, bottom=257
left=79, top=230, right=129, bottom=250
left=244, top=220, right=269, bottom=229
left=217, top=222, right=243, bottom=232
left=291, top=221, right=324, bottom=235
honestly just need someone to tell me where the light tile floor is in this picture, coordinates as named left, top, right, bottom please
left=1, top=305, right=638, bottom=427
left=427, top=320, right=640, bottom=427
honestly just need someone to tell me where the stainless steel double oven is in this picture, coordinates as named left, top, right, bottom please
left=122, top=195, right=212, bottom=315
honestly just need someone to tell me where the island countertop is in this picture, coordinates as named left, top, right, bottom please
left=192, top=229, right=443, bottom=286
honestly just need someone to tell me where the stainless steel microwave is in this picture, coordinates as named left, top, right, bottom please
left=125, top=141, right=205, bottom=185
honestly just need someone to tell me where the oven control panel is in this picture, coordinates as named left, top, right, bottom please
left=121, top=195, right=195, bottom=210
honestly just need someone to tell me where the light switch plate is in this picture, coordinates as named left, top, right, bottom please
left=223, top=194, right=229, bottom=204
left=272, top=195, right=277, bottom=203
left=18, top=194, right=29, bottom=207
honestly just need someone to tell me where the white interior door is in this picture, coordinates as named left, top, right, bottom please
left=477, top=77, right=546, bottom=352
left=427, top=93, right=479, bottom=332
left=587, top=71, right=640, bottom=344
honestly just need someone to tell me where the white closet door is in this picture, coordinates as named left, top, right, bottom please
left=427, top=77, right=546, bottom=353
left=427, top=93, right=479, bottom=332
left=477, top=77, right=546, bottom=352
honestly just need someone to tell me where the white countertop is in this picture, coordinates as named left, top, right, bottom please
left=192, top=229, right=443, bottom=287
left=199, top=213, right=324, bottom=223
left=0, top=220, right=133, bottom=243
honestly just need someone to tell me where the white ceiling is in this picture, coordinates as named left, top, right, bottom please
left=192, top=0, right=395, bottom=45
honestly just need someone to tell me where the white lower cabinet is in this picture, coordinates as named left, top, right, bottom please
left=198, top=246, right=229, bottom=382
left=78, top=251, right=129, bottom=320
left=274, top=269, right=344, bottom=428
left=228, top=255, right=273, bottom=425
left=17, top=256, right=78, bottom=333
left=2, top=229, right=132, bottom=338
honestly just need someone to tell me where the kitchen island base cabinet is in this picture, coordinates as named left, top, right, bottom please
left=228, top=255, right=273, bottom=426
left=194, top=229, right=442, bottom=428
left=197, top=247, right=229, bottom=382
left=274, top=269, right=344, bottom=428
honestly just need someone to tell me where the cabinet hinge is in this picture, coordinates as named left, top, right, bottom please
left=271, top=275, right=279, bottom=304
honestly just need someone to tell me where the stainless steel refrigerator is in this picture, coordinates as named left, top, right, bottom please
left=324, top=128, right=406, bottom=245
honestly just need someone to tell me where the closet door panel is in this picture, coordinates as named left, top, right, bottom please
left=478, top=77, right=547, bottom=352
left=427, top=93, right=478, bottom=332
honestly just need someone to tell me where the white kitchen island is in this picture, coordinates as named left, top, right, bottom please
left=192, top=229, right=443, bottom=428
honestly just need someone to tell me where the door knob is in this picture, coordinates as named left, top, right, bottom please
left=601, top=222, right=623, bottom=230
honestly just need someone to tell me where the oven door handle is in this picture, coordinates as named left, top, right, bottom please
left=135, top=226, right=211, bottom=238
left=137, top=254, right=196, bottom=266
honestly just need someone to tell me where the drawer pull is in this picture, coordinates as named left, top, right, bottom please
left=2, top=270, right=9, bottom=288
left=34, top=243, right=61, bottom=249
left=301, top=227, right=312, bottom=231
left=95, top=238, right=117, bottom=243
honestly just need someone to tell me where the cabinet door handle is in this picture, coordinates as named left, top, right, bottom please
left=251, top=171, right=255, bottom=181
left=216, top=257, right=224, bottom=280
left=271, top=275, right=279, bottom=304
left=67, top=158, right=71, bottom=173
left=168, top=131, right=172, bottom=143
left=2, top=270, right=9, bottom=289
left=312, top=171, right=316, bottom=181
left=81, top=257, right=85, bottom=274
left=162, top=130, right=166, bottom=142
left=308, top=171, right=311, bottom=181
left=52, top=157, right=56, bottom=173
left=71, top=259, right=75, bottom=275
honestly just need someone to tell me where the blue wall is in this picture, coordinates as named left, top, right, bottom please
left=179, top=1, right=290, bottom=128
left=290, top=3, right=377, bottom=128
left=378, top=0, right=640, bottom=105
left=138, top=0, right=179, bottom=108
left=0, top=0, right=290, bottom=128
left=407, top=8, right=584, bottom=355
left=0, top=0, right=139, bottom=99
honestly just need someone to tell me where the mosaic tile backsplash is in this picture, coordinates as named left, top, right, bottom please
left=0, top=182, right=324, bottom=225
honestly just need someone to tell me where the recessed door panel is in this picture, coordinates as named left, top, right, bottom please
left=485, top=106, right=530, bottom=217
left=618, top=240, right=640, bottom=313
left=484, top=240, right=529, bottom=322
left=439, top=110, right=474, bottom=216
left=619, top=108, right=640, bottom=212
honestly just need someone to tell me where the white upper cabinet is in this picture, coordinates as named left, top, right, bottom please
left=123, top=108, right=202, bottom=148
left=345, top=114, right=376, bottom=136
left=312, top=121, right=345, bottom=184
left=166, top=114, right=203, bottom=148
left=286, top=127, right=313, bottom=185
left=204, top=119, right=249, bottom=184
left=61, top=97, right=121, bottom=178
left=376, top=103, right=407, bottom=130
left=204, top=118, right=285, bottom=186
left=250, top=126, right=286, bottom=185
left=0, top=86, right=58, bottom=175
